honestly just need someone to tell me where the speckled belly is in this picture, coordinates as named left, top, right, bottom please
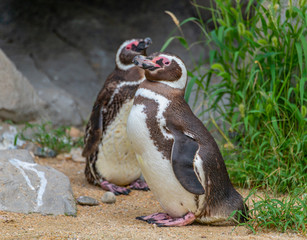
left=95, top=100, right=141, bottom=186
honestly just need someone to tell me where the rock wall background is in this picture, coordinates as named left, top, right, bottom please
left=0, top=0, right=210, bottom=126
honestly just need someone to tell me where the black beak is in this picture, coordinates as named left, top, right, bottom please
left=133, top=55, right=159, bottom=71
left=136, top=37, right=152, bottom=51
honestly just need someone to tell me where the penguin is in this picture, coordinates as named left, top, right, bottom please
left=126, top=52, right=248, bottom=226
left=82, top=37, right=152, bottom=195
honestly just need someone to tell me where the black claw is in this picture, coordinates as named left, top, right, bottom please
left=131, top=187, right=149, bottom=191
left=156, top=223, right=166, bottom=227
left=136, top=216, right=146, bottom=221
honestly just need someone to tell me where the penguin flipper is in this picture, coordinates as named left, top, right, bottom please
left=82, top=104, right=103, bottom=157
left=168, top=125, right=205, bottom=195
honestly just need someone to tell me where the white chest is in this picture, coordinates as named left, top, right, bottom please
left=127, top=103, right=199, bottom=218
left=95, top=100, right=141, bottom=185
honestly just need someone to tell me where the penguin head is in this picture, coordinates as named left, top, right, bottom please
left=133, top=52, right=187, bottom=90
left=116, top=37, right=152, bottom=70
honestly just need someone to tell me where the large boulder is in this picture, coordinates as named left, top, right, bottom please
left=0, top=149, right=77, bottom=216
left=2, top=45, right=84, bottom=126
left=0, top=49, right=45, bottom=122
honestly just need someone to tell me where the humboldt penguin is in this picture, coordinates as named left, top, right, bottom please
left=82, top=38, right=152, bottom=195
left=126, top=52, right=248, bottom=226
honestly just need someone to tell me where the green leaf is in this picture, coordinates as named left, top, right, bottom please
left=271, top=116, right=280, bottom=136
left=217, top=19, right=227, bottom=27
left=295, top=42, right=303, bottom=75
left=178, top=37, right=189, bottom=49
left=259, top=9, right=268, bottom=35
left=301, top=35, right=307, bottom=75
left=211, top=63, right=225, bottom=72
left=300, top=77, right=307, bottom=107
left=180, top=17, right=199, bottom=26
left=184, top=75, right=198, bottom=102
left=255, top=52, right=282, bottom=61
left=209, top=50, right=216, bottom=65
left=257, top=39, right=268, bottom=45
left=160, top=37, right=176, bottom=52
left=160, top=36, right=189, bottom=51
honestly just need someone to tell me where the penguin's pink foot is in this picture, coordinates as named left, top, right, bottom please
left=129, top=179, right=149, bottom=191
left=137, top=213, right=171, bottom=221
left=136, top=212, right=196, bottom=227
left=100, top=180, right=131, bottom=195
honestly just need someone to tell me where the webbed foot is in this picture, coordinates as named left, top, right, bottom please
left=100, top=180, right=131, bottom=195
left=129, top=179, right=149, bottom=191
left=136, top=212, right=195, bottom=227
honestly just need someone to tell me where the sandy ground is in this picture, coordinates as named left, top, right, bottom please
left=0, top=157, right=305, bottom=240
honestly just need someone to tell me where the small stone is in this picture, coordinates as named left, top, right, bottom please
left=67, top=127, right=82, bottom=139
left=153, top=223, right=157, bottom=230
left=101, top=192, right=116, bottom=204
left=57, top=153, right=72, bottom=160
left=21, top=142, right=37, bottom=152
left=70, top=148, right=85, bottom=162
left=76, top=196, right=99, bottom=206
left=34, top=147, right=57, bottom=158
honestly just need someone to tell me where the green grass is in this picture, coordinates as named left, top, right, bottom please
left=162, top=0, right=307, bottom=234
left=15, top=122, right=83, bottom=155
left=246, top=190, right=307, bottom=234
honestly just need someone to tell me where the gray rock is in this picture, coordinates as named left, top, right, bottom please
left=0, top=149, right=76, bottom=216
left=101, top=192, right=116, bottom=204
left=0, top=42, right=83, bottom=126
left=76, top=196, right=99, bottom=206
left=30, top=33, right=99, bottom=121
left=0, top=149, right=35, bottom=163
left=0, top=49, right=45, bottom=123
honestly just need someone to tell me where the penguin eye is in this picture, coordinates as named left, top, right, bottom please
left=126, top=46, right=131, bottom=50
left=165, top=61, right=170, bottom=65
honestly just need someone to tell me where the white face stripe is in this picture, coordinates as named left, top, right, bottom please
left=153, top=54, right=187, bottom=90
left=115, top=39, right=137, bottom=71
left=107, top=77, right=145, bottom=107
left=135, top=88, right=173, bottom=139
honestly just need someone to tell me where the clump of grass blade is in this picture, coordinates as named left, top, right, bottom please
left=243, top=189, right=307, bottom=235
left=15, top=122, right=83, bottom=155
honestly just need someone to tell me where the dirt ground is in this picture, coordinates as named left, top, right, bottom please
left=0, top=157, right=305, bottom=240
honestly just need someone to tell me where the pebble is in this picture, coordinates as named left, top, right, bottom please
left=22, top=142, right=57, bottom=158
left=57, top=148, right=85, bottom=162
left=35, top=147, right=57, bottom=158
left=70, top=148, right=86, bottom=162
left=67, top=127, right=82, bottom=139
left=76, top=196, right=99, bottom=206
left=101, top=192, right=116, bottom=204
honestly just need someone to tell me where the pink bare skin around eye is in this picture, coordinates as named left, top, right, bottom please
left=126, top=41, right=139, bottom=50
left=152, top=56, right=170, bottom=65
